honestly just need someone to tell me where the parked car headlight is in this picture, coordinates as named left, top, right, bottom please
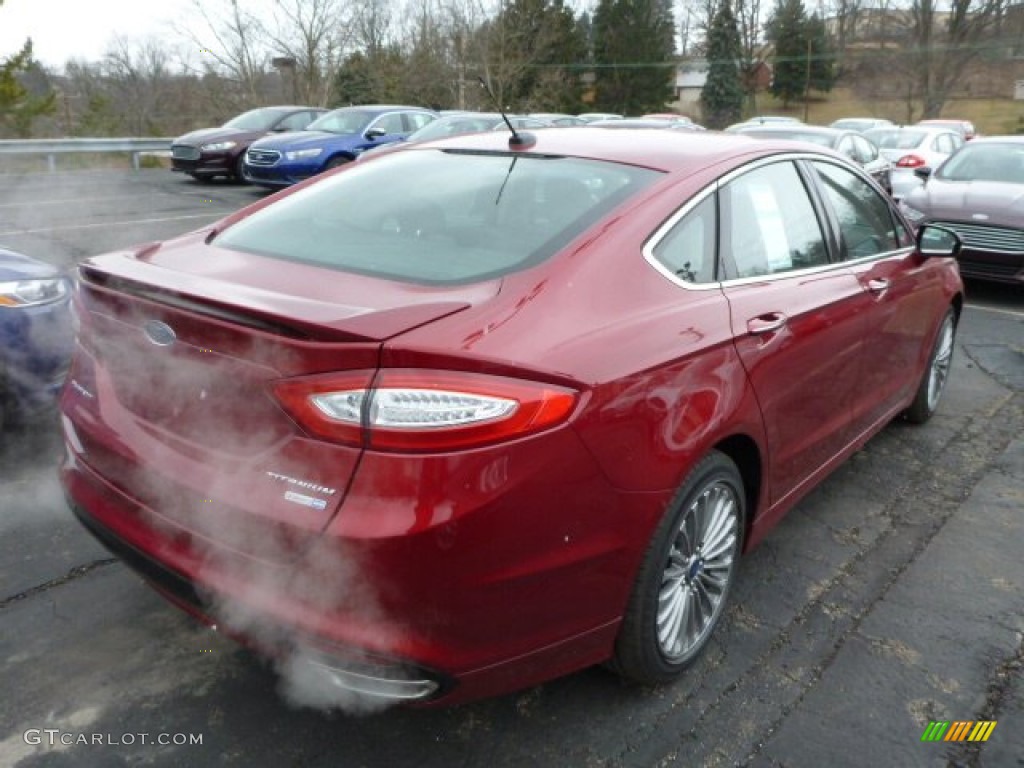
left=899, top=202, right=928, bottom=225
left=201, top=140, right=237, bottom=152
left=0, top=278, right=69, bottom=307
left=285, top=148, right=323, bottom=160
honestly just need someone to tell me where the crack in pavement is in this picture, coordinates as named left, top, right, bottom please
left=947, top=634, right=1024, bottom=768
left=0, top=558, right=119, bottom=611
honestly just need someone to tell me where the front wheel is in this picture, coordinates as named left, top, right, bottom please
left=324, top=155, right=351, bottom=171
left=904, top=307, right=956, bottom=424
left=611, top=451, right=745, bottom=685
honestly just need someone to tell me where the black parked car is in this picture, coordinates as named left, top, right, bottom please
left=171, top=106, right=327, bottom=182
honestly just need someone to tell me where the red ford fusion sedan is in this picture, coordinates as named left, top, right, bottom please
left=60, top=128, right=963, bottom=707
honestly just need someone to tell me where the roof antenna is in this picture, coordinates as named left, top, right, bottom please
left=477, top=76, right=535, bottom=149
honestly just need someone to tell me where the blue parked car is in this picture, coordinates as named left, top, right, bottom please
left=243, top=105, right=437, bottom=188
left=0, top=248, right=73, bottom=431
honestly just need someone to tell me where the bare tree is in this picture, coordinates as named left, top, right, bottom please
left=101, top=37, right=179, bottom=135
left=266, top=0, right=356, bottom=106
left=897, top=0, right=1001, bottom=117
left=180, top=0, right=270, bottom=106
left=735, top=0, right=765, bottom=109
left=823, top=0, right=864, bottom=71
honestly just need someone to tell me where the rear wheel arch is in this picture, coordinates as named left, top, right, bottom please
left=713, top=434, right=762, bottom=549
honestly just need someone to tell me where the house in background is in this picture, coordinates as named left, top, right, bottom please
left=672, top=58, right=773, bottom=118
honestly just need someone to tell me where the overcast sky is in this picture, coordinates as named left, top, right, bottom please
left=0, top=0, right=196, bottom=68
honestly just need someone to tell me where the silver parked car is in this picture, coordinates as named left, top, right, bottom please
left=864, top=126, right=964, bottom=200
left=732, top=124, right=893, bottom=195
left=899, top=136, right=1024, bottom=285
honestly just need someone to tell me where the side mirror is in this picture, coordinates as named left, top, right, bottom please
left=916, top=224, right=961, bottom=257
left=365, top=128, right=387, bottom=140
left=914, top=167, right=933, bottom=181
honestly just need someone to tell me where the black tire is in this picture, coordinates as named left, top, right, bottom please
left=324, top=155, right=351, bottom=171
left=234, top=154, right=248, bottom=183
left=904, top=307, right=956, bottom=424
left=611, top=451, right=745, bottom=685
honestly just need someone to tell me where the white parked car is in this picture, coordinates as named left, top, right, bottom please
left=864, top=126, right=964, bottom=200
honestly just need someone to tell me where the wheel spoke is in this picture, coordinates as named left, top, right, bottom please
left=657, top=586, right=684, bottom=648
left=654, top=476, right=742, bottom=661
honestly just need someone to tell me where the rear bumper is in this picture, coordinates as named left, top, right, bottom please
left=59, top=405, right=660, bottom=705
left=66, top=486, right=450, bottom=703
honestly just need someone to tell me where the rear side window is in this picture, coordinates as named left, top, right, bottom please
left=215, top=150, right=660, bottom=284
left=651, top=194, right=717, bottom=283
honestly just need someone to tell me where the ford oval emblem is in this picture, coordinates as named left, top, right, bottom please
left=144, top=319, right=176, bottom=347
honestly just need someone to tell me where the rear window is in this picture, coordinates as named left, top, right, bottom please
left=745, top=130, right=836, bottom=148
left=865, top=129, right=926, bottom=150
left=215, top=149, right=660, bottom=284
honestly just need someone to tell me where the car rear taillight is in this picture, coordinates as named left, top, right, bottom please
left=895, top=154, right=926, bottom=168
left=273, top=369, right=578, bottom=451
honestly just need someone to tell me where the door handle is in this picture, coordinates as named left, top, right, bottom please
left=747, top=313, right=788, bottom=335
left=868, top=278, right=890, bottom=296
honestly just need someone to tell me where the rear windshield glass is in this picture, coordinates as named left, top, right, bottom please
left=215, top=149, right=661, bottom=284
left=865, top=129, right=925, bottom=150
left=746, top=130, right=836, bottom=147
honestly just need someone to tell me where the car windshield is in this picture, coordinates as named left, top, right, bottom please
left=215, top=149, right=661, bottom=285
left=743, top=130, right=836, bottom=148
left=936, top=143, right=1024, bottom=183
left=865, top=129, right=926, bottom=150
left=408, top=116, right=499, bottom=142
left=307, top=110, right=375, bottom=134
left=222, top=108, right=288, bottom=132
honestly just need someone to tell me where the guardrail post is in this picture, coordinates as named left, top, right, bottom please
left=132, top=152, right=140, bottom=171
left=47, top=154, right=56, bottom=172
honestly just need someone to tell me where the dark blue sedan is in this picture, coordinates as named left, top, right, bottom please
left=243, top=105, right=437, bottom=188
left=0, top=248, right=73, bottom=430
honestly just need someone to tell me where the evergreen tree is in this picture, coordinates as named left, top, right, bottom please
left=0, top=37, right=55, bottom=138
left=766, top=0, right=807, bottom=107
left=592, top=0, right=676, bottom=114
left=806, top=13, right=836, bottom=94
left=701, top=0, right=744, bottom=129
left=484, top=0, right=586, bottom=112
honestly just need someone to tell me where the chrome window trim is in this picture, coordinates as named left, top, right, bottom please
left=643, top=151, right=868, bottom=290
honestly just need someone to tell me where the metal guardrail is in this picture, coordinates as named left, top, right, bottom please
left=0, top=138, right=173, bottom=171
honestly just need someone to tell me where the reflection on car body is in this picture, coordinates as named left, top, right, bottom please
left=61, top=128, right=963, bottom=709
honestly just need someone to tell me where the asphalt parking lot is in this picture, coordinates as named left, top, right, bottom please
left=0, top=169, right=1021, bottom=768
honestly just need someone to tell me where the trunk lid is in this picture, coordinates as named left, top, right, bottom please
left=71, top=235, right=498, bottom=564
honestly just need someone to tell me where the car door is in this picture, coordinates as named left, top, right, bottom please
left=804, top=158, right=938, bottom=436
left=360, top=112, right=408, bottom=151
left=719, top=158, right=868, bottom=507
